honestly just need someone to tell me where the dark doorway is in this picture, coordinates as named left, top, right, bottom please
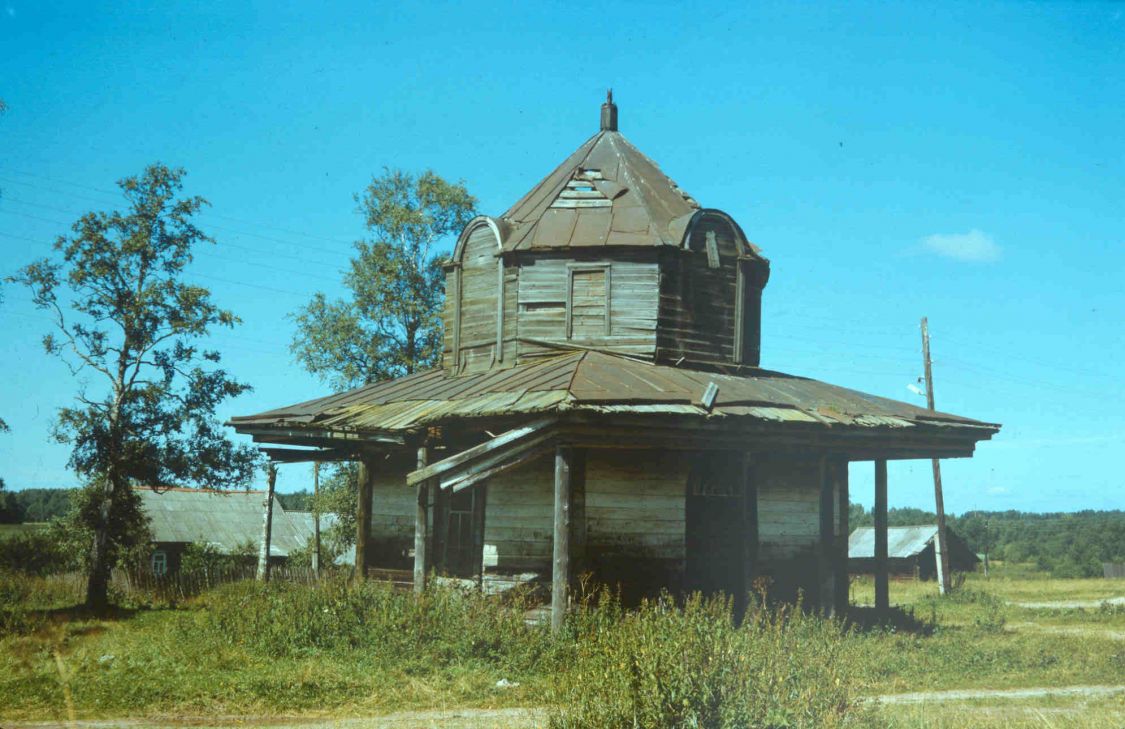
left=685, top=454, right=747, bottom=598
left=440, top=484, right=486, bottom=578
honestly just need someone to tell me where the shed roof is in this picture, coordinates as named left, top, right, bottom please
left=135, top=487, right=314, bottom=558
left=230, top=351, right=998, bottom=453
left=848, top=525, right=941, bottom=560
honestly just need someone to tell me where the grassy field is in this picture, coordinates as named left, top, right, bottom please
left=1, top=564, right=1123, bottom=727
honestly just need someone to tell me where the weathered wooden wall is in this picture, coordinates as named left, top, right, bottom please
left=456, top=224, right=501, bottom=372
left=656, top=214, right=765, bottom=368
left=754, top=455, right=821, bottom=601
left=515, top=255, right=660, bottom=360
left=367, top=451, right=416, bottom=569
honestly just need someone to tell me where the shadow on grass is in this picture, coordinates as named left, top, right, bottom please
left=844, top=605, right=935, bottom=635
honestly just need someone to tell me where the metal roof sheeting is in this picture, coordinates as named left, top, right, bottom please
left=848, top=525, right=940, bottom=560
left=136, top=488, right=317, bottom=558
left=230, top=351, right=999, bottom=444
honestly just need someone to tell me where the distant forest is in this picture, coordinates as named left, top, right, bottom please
left=850, top=505, right=1125, bottom=578
left=4, top=488, right=1123, bottom=578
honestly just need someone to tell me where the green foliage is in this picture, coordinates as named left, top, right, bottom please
left=551, top=591, right=860, bottom=729
left=179, top=540, right=256, bottom=575
left=276, top=490, right=313, bottom=511
left=7, top=163, right=262, bottom=608
left=849, top=504, right=1125, bottom=578
left=8, top=488, right=74, bottom=522
left=0, top=481, right=24, bottom=524
left=290, top=169, right=476, bottom=389
left=0, top=523, right=80, bottom=576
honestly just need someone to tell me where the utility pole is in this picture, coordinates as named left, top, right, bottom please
left=312, top=462, right=321, bottom=577
left=921, top=317, right=953, bottom=595
left=257, top=463, right=277, bottom=582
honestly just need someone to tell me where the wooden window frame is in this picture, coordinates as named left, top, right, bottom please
left=565, top=263, right=612, bottom=340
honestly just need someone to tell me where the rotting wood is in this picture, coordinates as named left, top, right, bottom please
left=819, top=456, right=835, bottom=616
left=834, top=459, right=849, bottom=616
left=874, top=459, right=889, bottom=611
left=356, top=458, right=374, bottom=582
left=407, top=418, right=555, bottom=486
left=552, top=445, right=572, bottom=633
left=414, top=446, right=429, bottom=593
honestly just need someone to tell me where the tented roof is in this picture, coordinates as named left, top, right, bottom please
left=499, top=128, right=704, bottom=251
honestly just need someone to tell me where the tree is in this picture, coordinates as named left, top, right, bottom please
left=290, top=170, right=475, bottom=548
left=291, top=168, right=477, bottom=390
left=9, top=163, right=261, bottom=611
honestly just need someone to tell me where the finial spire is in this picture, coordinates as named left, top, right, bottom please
left=600, top=88, right=618, bottom=132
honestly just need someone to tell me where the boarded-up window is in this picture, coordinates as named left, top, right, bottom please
left=568, top=267, right=609, bottom=339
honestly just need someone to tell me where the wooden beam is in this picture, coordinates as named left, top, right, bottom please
left=414, top=447, right=429, bottom=594
left=552, top=445, right=572, bottom=634
left=407, top=418, right=554, bottom=486
left=819, top=456, right=836, bottom=616
left=356, top=458, right=374, bottom=582
left=834, top=459, right=850, bottom=617
left=244, top=426, right=404, bottom=446
left=874, top=459, right=889, bottom=611
left=445, top=444, right=553, bottom=494
left=259, top=447, right=357, bottom=463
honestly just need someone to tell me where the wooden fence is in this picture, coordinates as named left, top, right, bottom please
left=1104, top=563, right=1125, bottom=579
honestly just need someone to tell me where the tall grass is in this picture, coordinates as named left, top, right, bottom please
left=550, top=591, right=864, bottom=729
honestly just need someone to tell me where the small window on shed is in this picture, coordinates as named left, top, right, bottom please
left=151, top=550, right=168, bottom=577
left=567, top=266, right=611, bottom=339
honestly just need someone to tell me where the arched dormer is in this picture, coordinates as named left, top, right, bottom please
left=443, top=216, right=506, bottom=372
left=659, top=209, right=770, bottom=368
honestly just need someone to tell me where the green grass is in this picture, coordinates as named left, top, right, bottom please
left=2, top=567, right=1123, bottom=726
left=876, top=693, right=1125, bottom=728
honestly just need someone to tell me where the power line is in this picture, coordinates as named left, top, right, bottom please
left=0, top=165, right=359, bottom=247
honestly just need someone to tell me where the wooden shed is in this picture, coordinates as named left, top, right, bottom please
left=230, top=94, right=999, bottom=624
left=848, top=525, right=980, bottom=580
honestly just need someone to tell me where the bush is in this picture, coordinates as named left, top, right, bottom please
left=0, top=528, right=78, bottom=576
left=550, top=591, right=862, bottom=729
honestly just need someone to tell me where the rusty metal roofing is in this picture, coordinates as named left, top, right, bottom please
left=230, top=351, right=999, bottom=441
left=499, top=126, right=702, bottom=251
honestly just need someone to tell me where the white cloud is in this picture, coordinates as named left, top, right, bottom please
left=921, top=229, right=1001, bottom=262
left=985, top=485, right=1010, bottom=496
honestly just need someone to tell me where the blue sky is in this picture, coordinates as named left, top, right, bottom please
left=1, top=2, right=1122, bottom=512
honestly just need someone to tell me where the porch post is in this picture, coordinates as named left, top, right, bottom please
left=552, top=445, right=573, bottom=633
left=740, top=453, right=758, bottom=613
left=874, top=459, right=889, bottom=611
left=834, top=459, right=850, bottom=616
left=355, top=457, right=374, bottom=582
left=818, top=456, right=835, bottom=616
left=414, top=446, right=429, bottom=594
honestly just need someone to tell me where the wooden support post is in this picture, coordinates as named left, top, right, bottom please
left=740, top=453, right=759, bottom=614
left=355, top=458, right=374, bottom=582
left=312, top=462, right=321, bottom=577
left=414, top=447, right=429, bottom=594
left=834, top=460, right=850, bottom=617
left=874, top=459, right=889, bottom=611
left=552, top=445, right=572, bottom=633
left=819, top=456, right=836, bottom=616
left=256, top=464, right=277, bottom=582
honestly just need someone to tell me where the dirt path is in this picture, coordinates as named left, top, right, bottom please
left=1006, top=621, right=1125, bottom=641
left=1010, top=596, right=1125, bottom=610
left=875, top=684, right=1125, bottom=704
left=2, top=707, right=545, bottom=729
